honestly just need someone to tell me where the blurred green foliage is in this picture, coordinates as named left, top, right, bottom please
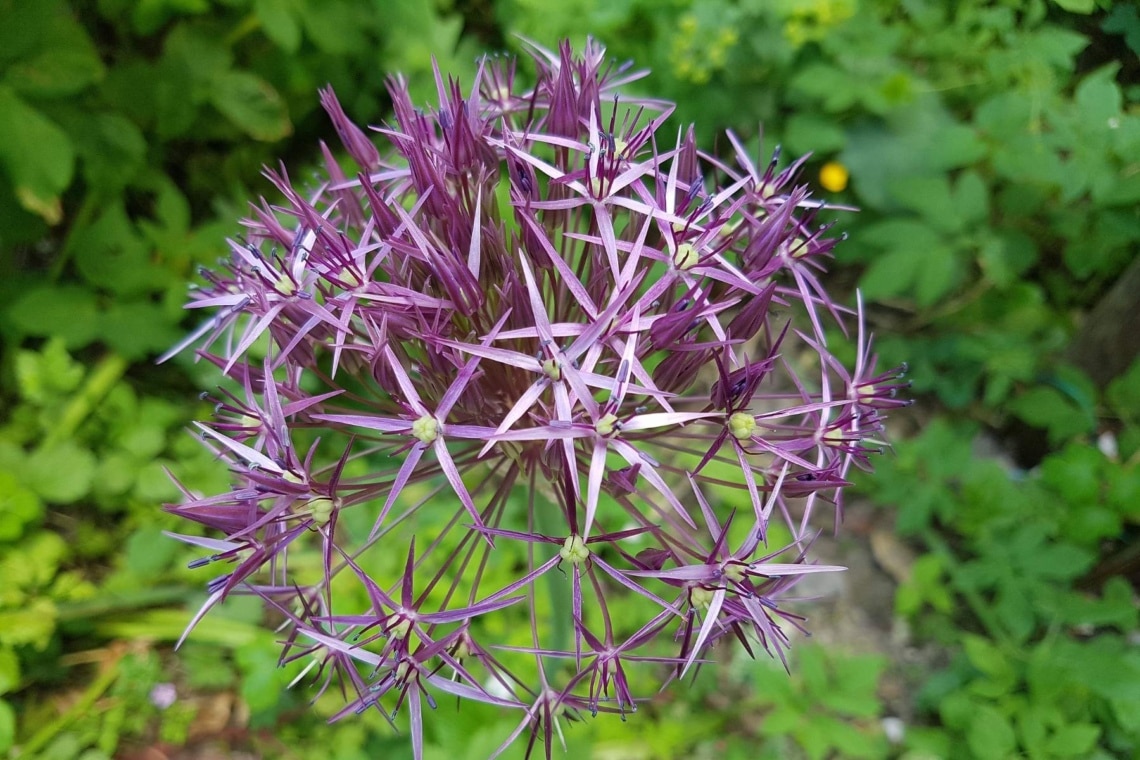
left=1, top=0, right=1137, bottom=757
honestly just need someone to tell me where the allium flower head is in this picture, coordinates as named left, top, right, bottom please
left=164, top=38, right=907, bottom=758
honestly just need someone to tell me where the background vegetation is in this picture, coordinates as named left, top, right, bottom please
left=1, top=0, right=1137, bottom=757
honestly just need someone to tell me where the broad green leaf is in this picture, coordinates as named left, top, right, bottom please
left=209, top=70, right=292, bottom=142
left=784, top=113, right=847, bottom=154
left=255, top=0, right=301, bottom=52
left=1075, top=65, right=1122, bottom=126
left=1107, top=356, right=1140, bottom=419
left=1040, top=443, right=1104, bottom=503
left=1111, top=696, right=1140, bottom=733
left=0, top=648, right=18, bottom=697
left=0, top=0, right=56, bottom=66
left=1046, top=723, right=1100, bottom=756
left=1103, top=4, right=1140, bottom=56
left=1051, top=0, right=1094, bottom=14
left=953, top=170, right=988, bottom=227
left=0, top=699, right=13, bottom=754
left=125, top=527, right=177, bottom=576
left=797, top=643, right=828, bottom=696
left=994, top=585, right=1037, bottom=642
left=94, top=452, right=138, bottom=499
left=0, top=472, right=41, bottom=542
left=888, top=175, right=959, bottom=233
left=1007, top=386, right=1095, bottom=441
left=1020, top=541, right=1095, bottom=580
left=914, top=244, right=961, bottom=307
left=131, top=0, right=210, bottom=36
left=858, top=246, right=922, bottom=301
left=296, top=0, right=367, bottom=55
left=100, top=300, right=182, bottom=359
left=0, top=86, right=75, bottom=223
left=72, top=200, right=164, bottom=296
left=24, top=442, right=97, bottom=504
left=71, top=112, right=147, bottom=192
left=6, top=286, right=101, bottom=348
left=977, top=230, right=1037, bottom=288
left=789, top=63, right=860, bottom=113
left=0, top=598, right=57, bottom=649
left=1017, top=705, right=1050, bottom=754
left=967, top=705, right=1016, bottom=760
left=134, top=460, right=181, bottom=501
left=963, top=635, right=1013, bottom=681
left=13, top=338, right=85, bottom=401
left=5, top=47, right=105, bottom=99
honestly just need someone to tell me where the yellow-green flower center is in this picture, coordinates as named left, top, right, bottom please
left=723, top=562, right=746, bottom=583
left=822, top=427, right=847, bottom=446
left=390, top=618, right=413, bottom=641
left=690, top=585, right=714, bottom=610
left=542, top=357, right=562, bottom=381
left=673, top=242, right=700, bottom=271
left=307, top=496, right=337, bottom=526
left=727, top=412, right=756, bottom=440
left=559, top=534, right=590, bottom=565
left=339, top=268, right=364, bottom=289
left=595, top=412, right=621, bottom=437
left=274, top=272, right=297, bottom=296
left=411, top=415, right=440, bottom=444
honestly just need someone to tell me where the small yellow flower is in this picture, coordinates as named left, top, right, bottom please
left=819, top=161, right=849, bottom=192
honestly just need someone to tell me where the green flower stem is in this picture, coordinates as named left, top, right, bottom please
left=42, top=352, right=128, bottom=450
left=17, top=647, right=122, bottom=757
left=56, top=586, right=194, bottom=624
left=534, top=488, right=571, bottom=676
left=50, top=194, right=98, bottom=282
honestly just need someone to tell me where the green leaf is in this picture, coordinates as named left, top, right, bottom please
left=72, top=200, right=158, bottom=297
left=977, top=230, right=1037, bottom=288
left=0, top=85, right=75, bottom=223
left=255, top=0, right=301, bottom=52
left=963, top=635, right=1013, bottom=681
left=5, top=285, right=101, bottom=348
left=24, top=442, right=97, bottom=504
left=71, top=113, right=147, bottom=192
left=1020, top=541, right=1095, bottom=581
left=209, top=71, right=292, bottom=142
left=1104, top=5, right=1140, bottom=56
left=888, top=175, right=960, bottom=233
left=994, top=586, right=1037, bottom=642
left=0, top=647, right=18, bottom=696
left=125, top=527, right=177, bottom=576
left=0, top=598, right=57, bottom=649
left=94, top=452, right=138, bottom=499
left=1051, top=0, right=1095, bottom=14
left=0, top=699, right=13, bottom=754
left=0, top=472, right=42, bottom=542
left=784, top=113, right=847, bottom=154
left=5, top=46, right=105, bottom=99
left=953, top=170, right=988, bottom=227
left=1046, top=723, right=1100, bottom=756
left=100, top=300, right=182, bottom=359
left=1007, top=386, right=1095, bottom=442
left=296, top=0, right=367, bottom=54
left=914, top=244, right=962, bottom=307
left=131, top=0, right=210, bottom=36
left=967, top=705, right=1017, bottom=760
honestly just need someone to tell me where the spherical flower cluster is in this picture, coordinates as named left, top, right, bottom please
left=163, top=38, right=908, bottom=758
